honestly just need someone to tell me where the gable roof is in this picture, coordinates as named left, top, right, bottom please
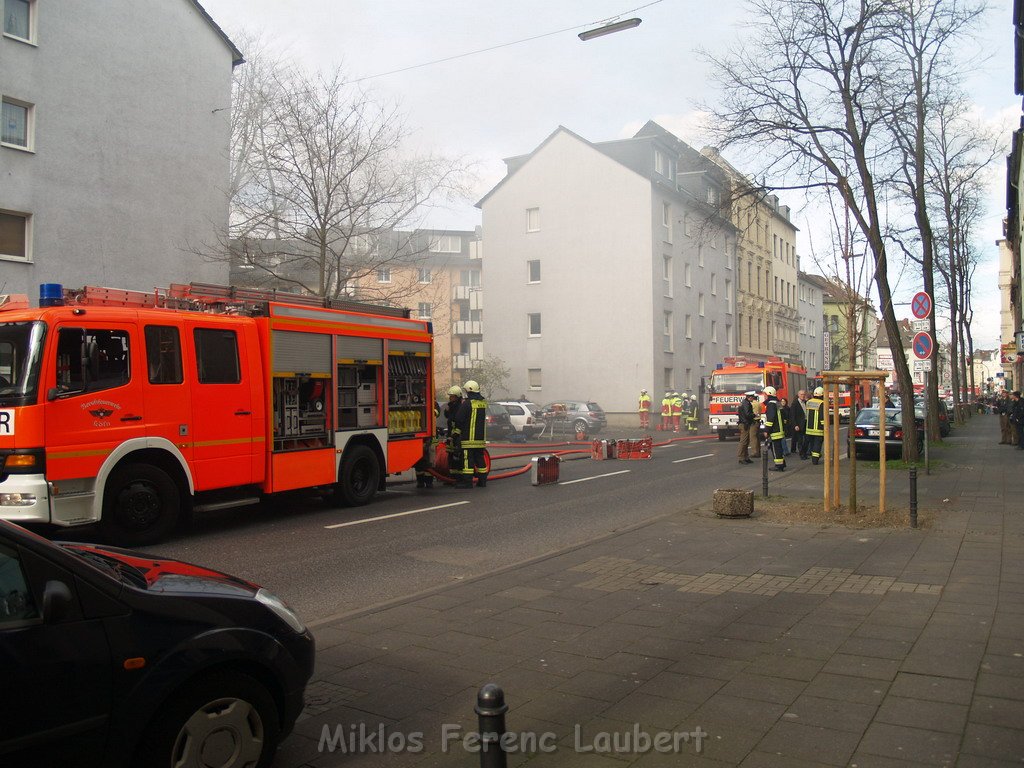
left=191, top=0, right=245, bottom=66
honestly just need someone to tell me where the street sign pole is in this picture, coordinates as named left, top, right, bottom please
left=924, top=370, right=930, bottom=475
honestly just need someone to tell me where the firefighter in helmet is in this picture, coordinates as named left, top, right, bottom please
left=660, top=391, right=673, bottom=431
left=761, top=386, right=787, bottom=471
left=451, top=380, right=488, bottom=488
left=443, top=385, right=463, bottom=436
left=671, top=391, right=685, bottom=433
left=638, top=389, right=652, bottom=430
left=686, top=393, right=699, bottom=433
left=805, top=386, right=826, bottom=464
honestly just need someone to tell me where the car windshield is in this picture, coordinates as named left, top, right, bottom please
left=711, top=372, right=764, bottom=394
left=0, top=321, right=46, bottom=405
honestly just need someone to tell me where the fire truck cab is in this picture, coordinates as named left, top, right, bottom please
left=707, top=357, right=807, bottom=439
left=0, top=283, right=434, bottom=545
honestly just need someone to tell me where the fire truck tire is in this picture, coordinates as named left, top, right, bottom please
left=101, top=463, right=180, bottom=546
left=334, top=445, right=380, bottom=507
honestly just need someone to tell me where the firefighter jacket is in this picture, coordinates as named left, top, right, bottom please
left=671, top=395, right=684, bottom=416
left=452, top=392, right=487, bottom=448
left=638, top=392, right=652, bottom=412
left=805, top=397, right=825, bottom=436
left=762, top=397, right=786, bottom=441
left=443, top=397, right=463, bottom=435
left=737, top=398, right=755, bottom=427
left=661, top=396, right=672, bottom=416
left=687, top=400, right=698, bottom=419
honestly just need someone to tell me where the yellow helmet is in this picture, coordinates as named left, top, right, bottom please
left=463, top=380, right=480, bottom=393
left=763, top=386, right=777, bottom=397
left=813, top=386, right=824, bottom=397
left=447, top=385, right=464, bottom=397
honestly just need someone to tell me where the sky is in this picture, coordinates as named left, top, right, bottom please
left=200, top=0, right=1018, bottom=348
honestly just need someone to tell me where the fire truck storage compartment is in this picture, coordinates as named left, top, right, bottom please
left=337, top=336, right=383, bottom=429
left=388, top=340, right=430, bottom=435
left=271, top=330, right=332, bottom=451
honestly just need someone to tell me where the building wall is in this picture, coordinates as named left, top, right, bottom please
left=768, top=199, right=800, bottom=361
left=0, top=0, right=233, bottom=294
left=798, top=274, right=823, bottom=371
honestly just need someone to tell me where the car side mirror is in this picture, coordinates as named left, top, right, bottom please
left=42, top=580, right=73, bottom=622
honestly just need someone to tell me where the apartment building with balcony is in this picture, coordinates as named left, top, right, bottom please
left=797, top=271, right=824, bottom=371
left=1, top=0, right=240, bottom=293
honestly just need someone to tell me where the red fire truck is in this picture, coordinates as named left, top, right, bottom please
left=808, top=376, right=872, bottom=422
left=707, top=357, right=808, bottom=439
left=0, top=283, right=434, bottom=544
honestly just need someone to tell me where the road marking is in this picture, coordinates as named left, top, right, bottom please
left=560, top=470, right=631, bottom=485
left=673, top=453, right=715, bottom=464
left=324, top=501, right=470, bottom=529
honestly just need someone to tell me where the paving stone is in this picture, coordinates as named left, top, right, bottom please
left=823, top=653, right=901, bottom=681
left=874, top=695, right=968, bottom=733
left=690, top=694, right=787, bottom=731
left=637, top=672, right=727, bottom=705
left=755, top=720, right=861, bottom=765
left=960, top=722, right=1024, bottom=762
left=856, top=722, right=960, bottom=765
left=743, top=653, right=825, bottom=682
left=600, top=691, right=698, bottom=731
left=975, top=672, right=1024, bottom=702
left=900, top=638, right=986, bottom=680
left=887, top=672, right=975, bottom=706
left=802, top=673, right=889, bottom=705
left=780, top=693, right=878, bottom=734
left=717, top=672, right=807, bottom=705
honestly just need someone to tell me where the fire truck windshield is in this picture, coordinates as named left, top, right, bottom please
left=0, top=321, right=46, bottom=404
left=710, top=372, right=764, bottom=394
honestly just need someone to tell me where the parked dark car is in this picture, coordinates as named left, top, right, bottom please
left=914, top=396, right=952, bottom=437
left=538, top=400, right=607, bottom=436
left=852, top=407, right=925, bottom=459
left=485, top=402, right=514, bottom=440
left=0, top=519, right=314, bottom=768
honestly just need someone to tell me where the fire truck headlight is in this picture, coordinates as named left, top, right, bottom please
left=0, top=493, right=37, bottom=507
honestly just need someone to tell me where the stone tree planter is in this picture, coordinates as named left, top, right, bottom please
left=713, top=488, right=754, bottom=518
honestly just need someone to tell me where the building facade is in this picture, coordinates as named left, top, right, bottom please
left=1, top=0, right=239, bottom=293
left=802, top=273, right=878, bottom=374
left=477, top=123, right=736, bottom=412
left=797, top=271, right=824, bottom=371
left=998, top=237, right=1021, bottom=387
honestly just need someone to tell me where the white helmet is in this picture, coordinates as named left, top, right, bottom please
left=813, top=386, right=824, bottom=397
left=447, top=385, right=464, bottom=397
left=763, top=386, right=777, bottom=397
left=680, top=391, right=689, bottom=399
left=690, top=394, right=697, bottom=401
left=463, top=380, right=480, bottom=393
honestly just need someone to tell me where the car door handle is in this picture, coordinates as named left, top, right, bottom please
left=235, top=410, right=252, bottom=416
left=120, top=415, right=142, bottom=422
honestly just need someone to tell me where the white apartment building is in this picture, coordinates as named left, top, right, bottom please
left=1, top=0, right=239, bottom=294
left=797, top=272, right=823, bottom=372
left=478, top=122, right=736, bottom=413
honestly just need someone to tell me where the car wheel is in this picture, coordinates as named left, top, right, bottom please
left=572, top=419, right=589, bottom=436
left=135, top=670, right=280, bottom=768
left=334, top=444, right=380, bottom=506
left=101, top=463, right=180, bottom=546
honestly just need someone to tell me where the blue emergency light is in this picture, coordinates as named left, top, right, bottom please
left=39, top=283, right=64, bottom=307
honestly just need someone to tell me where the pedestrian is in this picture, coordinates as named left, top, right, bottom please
left=686, top=394, right=699, bottom=433
left=997, top=391, right=1013, bottom=444
left=805, top=386, right=825, bottom=464
left=791, top=389, right=809, bottom=459
left=762, top=387, right=787, bottom=471
left=451, top=380, right=488, bottom=488
left=750, top=393, right=763, bottom=458
left=736, top=391, right=757, bottom=464
left=779, top=396, right=792, bottom=456
left=1011, top=391, right=1024, bottom=450
left=638, top=389, right=652, bottom=430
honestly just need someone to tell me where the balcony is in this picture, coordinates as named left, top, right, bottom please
left=453, top=320, right=483, bottom=335
left=453, top=285, right=480, bottom=300
left=453, top=355, right=481, bottom=370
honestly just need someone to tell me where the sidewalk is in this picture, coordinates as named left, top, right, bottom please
left=279, top=414, right=1024, bottom=767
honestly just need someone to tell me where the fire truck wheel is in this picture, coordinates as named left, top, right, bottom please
left=101, top=463, right=180, bottom=546
left=334, top=445, right=380, bottom=507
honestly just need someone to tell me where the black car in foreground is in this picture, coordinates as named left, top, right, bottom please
left=0, top=520, right=314, bottom=768
left=852, top=407, right=925, bottom=459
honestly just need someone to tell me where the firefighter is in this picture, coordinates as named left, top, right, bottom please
left=736, top=391, right=757, bottom=464
left=671, top=391, right=685, bottom=433
left=443, top=385, right=463, bottom=436
left=805, top=386, right=826, bottom=464
left=761, top=386, right=787, bottom=471
left=638, top=389, right=652, bottom=429
left=451, top=380, right=487, bottom=488
left=686, top=394, right=699, bottom=433
left=660, top=392, right=673, bottom=431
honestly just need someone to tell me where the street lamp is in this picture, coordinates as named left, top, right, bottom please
left=578, top=18, right=642, bottom=41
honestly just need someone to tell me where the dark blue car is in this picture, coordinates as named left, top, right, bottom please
left=0, top=520, right=314, bottom=768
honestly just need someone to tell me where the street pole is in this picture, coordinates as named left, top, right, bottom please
left=924, top=371, right=930, bottom=476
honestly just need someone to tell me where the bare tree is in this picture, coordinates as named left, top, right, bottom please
left=226, top=54, right=471, bottom=301
left=704, top=0, right=923, bottom=459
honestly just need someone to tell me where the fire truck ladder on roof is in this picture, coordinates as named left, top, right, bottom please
left=64, top=283, right=412, bottom=319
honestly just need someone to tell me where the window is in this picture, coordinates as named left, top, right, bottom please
left=711, top=274, right=717, bottom=296
left=417, top=303, right=432, bottom=319
left=528, top=260, right=541, bottom=283
left=683, top=214, right=692, bottom=237
left=460, top=269, right=480, bottom=287
left=663, top=311, right=673, bottom=352
left=663, top=256, right=672, bottom=297
left=725, top=279, right=732, bottom=302
left=747, top=262, right=752, bottom=292
left=664, top=368, right=674, bottom=391
left=699, top=293, right=705, bottom=316
left=0, top=210, right=29, bottom=261
left=429, top=234, right=462, bottom=253
left=55, top=328, right=131, bottom=395
left=699, top=343, right=706, bottom=366
left=711, top=321, right=718, bottom=344
left=2, top=0, right=31, bottom=41
left=417, top=268, right=431, bottom=284
left=685, top=263, right=692, bottom=287
left=685, top=314, right=692, bottom=339
left=194, top=328, right=240, bottom=384
left=726, top=324, right=732, bottom=347
left=376, top=268, right=391, bottom=283
left=0, top=542, right=37, bottom=625
left=698, top=245, right=704, bottom=267
left=526, top=207, right=541, bottom=232
left=528, top=368, right=542, bottom=389
left=145, top=326, right=183, bottom=384
left=528, top=313, right=541, bottom=336
left=706, top=186, right=719, bottom=206
left=662, top=201, right=671, bottom=227
left=654, top=150, right=674, bottom=178
left=1, top=98, right=31, bottom=150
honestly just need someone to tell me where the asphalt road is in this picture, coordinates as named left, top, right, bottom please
left=142, top=434, right=798, bottom=623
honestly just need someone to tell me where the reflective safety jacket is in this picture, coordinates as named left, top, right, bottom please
left=639, top=393, right=652, bottom=412
left=805, top=397, right=825, bottom=436
left=452, top=392, right=487, bottom=447
left=686, top=401, right=698, bottom=420
left=762, top=397, right=786, bottom=441
left=671, top=396, right=684, bottom=416
left=661, top=396, right=672, bottom=416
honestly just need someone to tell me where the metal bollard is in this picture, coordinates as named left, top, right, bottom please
left=909, top=466, right=918, bottom=529
left=475, top=684, right=508, bottom=768
left=762, top=442, right=769, bottom=498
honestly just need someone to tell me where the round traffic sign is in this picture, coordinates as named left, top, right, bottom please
left=912, top=331, right=933, bottom=360
left=911, top=291, right=932, bottom=319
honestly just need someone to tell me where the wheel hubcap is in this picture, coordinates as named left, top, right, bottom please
left=173, top=697, right=264, bottom=768
left=117, top=481, right=161, bottom=530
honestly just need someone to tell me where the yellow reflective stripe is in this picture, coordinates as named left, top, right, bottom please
left=48, top=448, right=113, bottom=460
